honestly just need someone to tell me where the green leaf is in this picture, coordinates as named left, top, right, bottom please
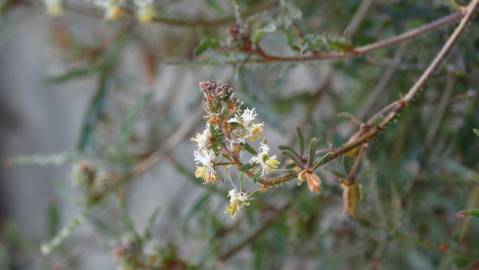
left=239, top=163, right=255, bottom=172
left=144, top=208, right=160, bottom=240
left=474, top=129, right=479, bottom=137
left=280, top=149, right=302, bottom=167
left=253, top=172, right=262, bottom=183
left=458, top=209, right=479, bottom=218
left=47, top=201, right=60, bottom=239
left=312, top=152, right=333, bottom=170
left=253, top=23, right=276, bottom=44
left=41, top=209, right=86, bottom=255
left=194, top=38, right=220, bottom=56
left=204, top=0, right=223, bottom=14
left=47, top=66, right=96, bottom=83
left=8, top=152, right=80, bottom=166
left=296, top=127, right=305, bottom=155
left=278, top=145, right=301, bottom=160
left=327, top=37, right=354, bottom=52
left=242, top=142, right=258, bottom=155
left=307, top=137, right=319, bottom=168
left=77, top=69, right=110, bottom=152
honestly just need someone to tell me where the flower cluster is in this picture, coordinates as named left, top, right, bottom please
left=43, top=0, right=63, bottom=16
left=225, top=189, right=250, bottom=218
left=91, top=0, right=125, bottom=20
left=192, top=80, right=280, bottom=217
left=70, top=160, right=111, bottom=205
left=88, top=0, right=156, bottom=22
left=249, top=143, right=279, bottom=176
left=133, top=0, right=157, bottom=23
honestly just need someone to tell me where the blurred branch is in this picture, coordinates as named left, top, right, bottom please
left=343, top=0, right=375, bottom=40
left=218, top=202, right=291, bottom=262
left=315, top=0, right=479, bottom=167
left=254, top=10, right=465, bottom=63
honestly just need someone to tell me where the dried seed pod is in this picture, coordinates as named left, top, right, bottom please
left=298, top=170, right=321, bottom=193
left=340, top=179, right=361, bottom=217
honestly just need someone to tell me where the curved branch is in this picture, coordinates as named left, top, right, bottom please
left=319, top=0, right=479, bottom=166
left=254, top=10, right=465, bottom=63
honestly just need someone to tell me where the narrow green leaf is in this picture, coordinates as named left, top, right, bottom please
left=77, top=69, right=110, bottom=152
left=144, top=208, right=160, bottom=240
left=312, top=152, right=333, bottom=170
left=242, top=142, right=258, bottom=155
left=240, top=163, right=255, bottom=172
left=278, top=145, right=301, bottom=159
left=47, top=201, right=60, bottom=239
left=253, top=23, right=276, bottom=44
left=47, top=67, right=96, bottom=83
left=205, top=0, right=223, bottom=14
left=253, top=172, right=262, bottom=183
left=458, top=209, right=479, bottom=218
left=296, top=127, right=305, bottom=156
left=280, top=150, right=302, bottom=167
left=8, top=152, right=80, bottom=166
left=307, top=138, right=319, bottom=168
left=194, top=38, right=220, bottom=56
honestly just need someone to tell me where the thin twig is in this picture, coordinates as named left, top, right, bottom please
left=319, top=0, right=478, bottom=166
left=218, top=202, right=291, bottom=262
left=343, top=0, right=375, bottom=40
left=254, top=11, right=464, bottom=63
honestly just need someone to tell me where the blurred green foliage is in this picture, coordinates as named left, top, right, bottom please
left=1, top=0, right=479, bottom=269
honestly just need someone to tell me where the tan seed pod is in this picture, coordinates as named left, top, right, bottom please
left=299, top=170, right=321, bottom=193
left=340, top=180, right=361, bottom=217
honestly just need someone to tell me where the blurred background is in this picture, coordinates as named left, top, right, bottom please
left=0, top=0, right=478, bottom=269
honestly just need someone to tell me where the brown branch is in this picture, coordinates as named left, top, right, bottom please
left=253, top=10, right=465, bottom=63
left=318, top=0, right=479, bottom=167
left=218, top=202, right=291, bottom=262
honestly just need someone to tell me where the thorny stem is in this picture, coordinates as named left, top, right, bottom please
left=253, top=11, right=465, bottom=63
left=321, top=0, right=479, bottom=166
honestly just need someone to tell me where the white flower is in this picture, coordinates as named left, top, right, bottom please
left=225, top=189, right=250, bottom=217
left=194, top=149, right=217, bottom=184
left=194, top=149, right=216, bottom=168
left=249, top=143, right=280, bottom=176
left=191, top=125, right=212, bottom=151
left=228, top=108, right=264, bottom=145
left=240, top=108, right=257, bottom=126
left=133, top=0, right=156, bottom=22
left=91, top=0, right=124, bottom=20
left=43, top=0, right=63, bottom=16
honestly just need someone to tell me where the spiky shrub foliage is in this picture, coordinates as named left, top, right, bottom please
left=1, top=0, right=479, bottom=269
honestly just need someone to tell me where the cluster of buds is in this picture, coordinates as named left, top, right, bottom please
left=228, top=23, right=253, bottom=53
left=133, top=0, right=157, bottom=23
left=192, top=80, right=280, bottom=217
left=88, top=0, right=156, bottom=22
left=70, top=160, right=111, bottom=205
left=92, top=0, right=125, bottom=20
